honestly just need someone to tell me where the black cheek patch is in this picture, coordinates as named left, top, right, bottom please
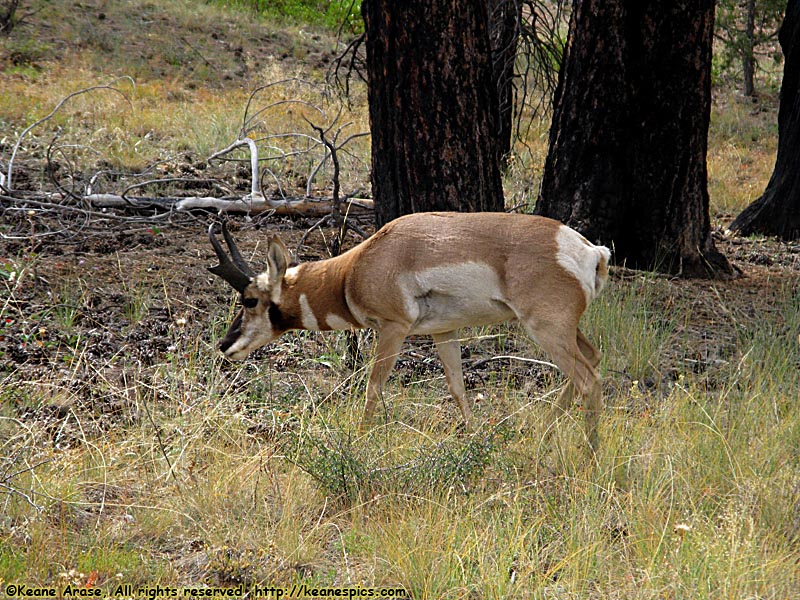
left=219, top=310, right=243, bottom=353
left=268, top=301, right=297, bottom=333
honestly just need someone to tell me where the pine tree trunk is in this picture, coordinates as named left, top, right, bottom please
left=489, top=0, right=521, bottom=166
left=730, top=0, right=800, bottom=240
left=536, top=0, right=734, bottom=278
left=742, top=0, right=757, bottom=98
left=362, top=0, right=505, bottom=227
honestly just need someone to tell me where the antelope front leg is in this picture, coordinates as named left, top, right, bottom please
left=360, top=322, right=409, bottom=429
left=432, top=331, right=472, bottom=430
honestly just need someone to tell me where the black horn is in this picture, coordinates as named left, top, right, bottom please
left=208, top=222, right=254, bottom=293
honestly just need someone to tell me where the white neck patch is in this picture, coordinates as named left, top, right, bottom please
left=298, top=293, right=319, bottom=330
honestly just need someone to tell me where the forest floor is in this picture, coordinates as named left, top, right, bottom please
left=0, top=212, right=797, bottom=420
left=1, top=1, right=799, bottom=597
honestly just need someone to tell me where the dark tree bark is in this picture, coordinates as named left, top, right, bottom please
left=730, top=0, right=800, bottom=240
left=0, top=0, right=21, bottom=34
left=489, top=0, right=521, bottom=166
left=742, top=0, right=757, bottom=98
left=537, top=0, right=734, bottom=278
left=362, top=0, right=505, bottom=227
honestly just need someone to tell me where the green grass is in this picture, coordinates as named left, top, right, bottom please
left=585, top=272, right=681, bottom=384
left=707, top=96, right=779, bottom=217
left=215, top=0, right=363, bottom=32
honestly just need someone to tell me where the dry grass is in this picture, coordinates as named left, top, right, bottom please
left=2, top=1, right=799, bottom=598
left=707, top=95, right=779, bottom=219
left=2, top=243, right=798, bottom=597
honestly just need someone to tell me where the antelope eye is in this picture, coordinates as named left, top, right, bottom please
left=242, top=297, right=258, bottom=309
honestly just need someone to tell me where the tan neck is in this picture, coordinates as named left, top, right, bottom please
left=284, top=256, right=361, bottom=331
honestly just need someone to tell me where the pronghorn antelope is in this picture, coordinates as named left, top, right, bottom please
left=208, top=212, right=611, bottom=450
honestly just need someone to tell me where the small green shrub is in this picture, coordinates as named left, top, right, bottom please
left=213, top=0, right=363, bottom=32
left=2, top=37, right=54, bottom=67
left=283, top=423, right=510, bottom=504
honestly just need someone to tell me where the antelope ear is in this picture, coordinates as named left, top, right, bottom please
left=267, top=235, right=289, bottom=286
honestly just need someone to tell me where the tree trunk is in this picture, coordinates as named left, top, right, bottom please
left=730, top=0, right=800, bottom=240
left=743, top=0, right=757, bottom=98
left=489, top=0, right=521, bottom=166
left=536, top=0, right=734, bottom=278
left=362, top=0, right=505, bottom=227
left=0, top=0, right=21, bottom=35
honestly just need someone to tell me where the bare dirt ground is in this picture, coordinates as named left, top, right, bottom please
left=0, top=211, right=358, bottom=436
left=1, top=203, right=798, bottom=447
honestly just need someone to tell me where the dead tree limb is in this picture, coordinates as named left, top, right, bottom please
left=208, top=137, right=263, bottom=200
left=172, top=194, right=372, bottom=216
left=4, top=78, right=134, bottom=191
left=198, top=79, right=370, bottom=220
left=328, top=32, right=367, bottom=99
left=75, top=192, right=372, bottom=216
left=2, top=78, right=372, bottom=231
left=297, top=113, right=369, bottom=255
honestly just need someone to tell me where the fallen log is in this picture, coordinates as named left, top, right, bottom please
left=83, top=193, right=373, bottom=217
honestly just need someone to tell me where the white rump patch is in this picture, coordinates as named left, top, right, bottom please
left=555, top=225, right=608, bottom=305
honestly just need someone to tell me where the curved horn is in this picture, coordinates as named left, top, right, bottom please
left=208, top=222, right=253, bottom=293
left=220, top=221, right=255, bottom=278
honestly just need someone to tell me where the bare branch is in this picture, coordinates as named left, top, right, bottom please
left=173, top=194, right=372, bottom=216
left=241, top=78, right=325, bottom=136
left=5, top=78, right=134, bottom=190
left=328, top=33, right=367, bottom=99
left=1, top=76, right=372, bottom=241
left=208, top=137, right=263, bottom=198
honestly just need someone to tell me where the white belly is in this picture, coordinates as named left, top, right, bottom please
left=403, top=262, right=515, bottom=335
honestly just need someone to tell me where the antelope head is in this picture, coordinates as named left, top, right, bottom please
left=208, top=222, right=291, bottom=360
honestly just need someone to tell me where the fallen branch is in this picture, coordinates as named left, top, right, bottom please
left=469, top=354, right=558, bottom=371
left=81, top=192, right=373, bottom=216
left=2, top=78, right=374, bottom=234
left=174, top=195, right=372, bottom=216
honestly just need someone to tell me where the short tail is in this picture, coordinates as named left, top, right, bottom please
left=594, top=246, right=612, bottom=297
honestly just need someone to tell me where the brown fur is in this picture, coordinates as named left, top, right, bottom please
left=212, top=212, right=611, bottom=451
